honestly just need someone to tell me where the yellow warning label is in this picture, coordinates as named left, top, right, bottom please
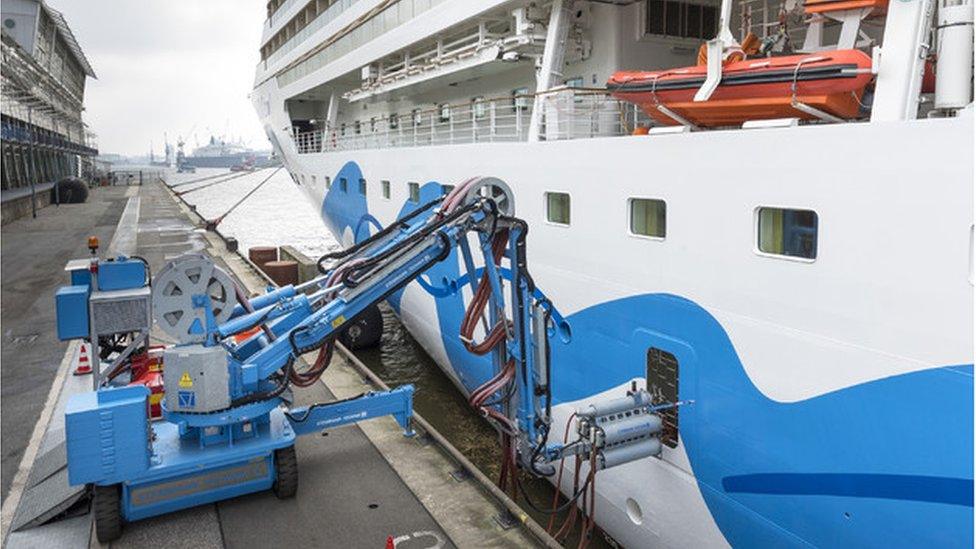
left=178, top=372, right=193, bottom=388
left=331, top=315, right=346, bottom=329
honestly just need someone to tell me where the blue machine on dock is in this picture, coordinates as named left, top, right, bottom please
left=56, top=178, right=669, bottom=542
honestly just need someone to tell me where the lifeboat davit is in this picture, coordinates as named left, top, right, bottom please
left=607, top=49, right=874, bottom=127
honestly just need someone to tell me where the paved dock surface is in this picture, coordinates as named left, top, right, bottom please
left=1, top=179, right=539, bottom=548
left=1, top=186, right=133, bottom=501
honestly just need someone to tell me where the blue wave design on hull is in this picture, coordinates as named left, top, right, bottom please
left=319, top=163, right=973, bottom=547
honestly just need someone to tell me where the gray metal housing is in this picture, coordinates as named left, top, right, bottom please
left=163, top=344, right=231, bottom=413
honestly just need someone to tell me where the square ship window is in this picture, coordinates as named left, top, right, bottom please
left=630, top=198, right=666, bottom=238
left=757, top=207, right=818, bottom=260
left=546, top=192, right=571, bottom=225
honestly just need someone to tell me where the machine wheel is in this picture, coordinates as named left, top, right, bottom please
left=93, top=484, right=123, bottom=542
left=273, top=446, right=298, bottom=499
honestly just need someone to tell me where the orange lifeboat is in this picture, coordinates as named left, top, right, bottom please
left=607, top=49, right=874, bottom=127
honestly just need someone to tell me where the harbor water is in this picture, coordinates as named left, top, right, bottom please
left=174, top=168, right=610, bottom=547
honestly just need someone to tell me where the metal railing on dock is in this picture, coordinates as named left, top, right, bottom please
left=96, top=168, right=166, bottom=186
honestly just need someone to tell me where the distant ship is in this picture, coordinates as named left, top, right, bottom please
left=185, top=136, right=270, bottom=168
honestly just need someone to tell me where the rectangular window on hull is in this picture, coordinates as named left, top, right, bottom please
left=647, top=347, right=679, bottom=449
left=644, top=0, right=718, bottom=40
left=630, top=198, right=666, bottom=238
left=340, top=177, right=348, bottom=192
left=324, top=176, right=331, bottom=189
left=757, top=207, right=818, bottom=260
left=381, top=180, right=390, bottom=199
left=546, top=192, right=571, bottom=225
left=359, top=178, right=367, bottom=195
left=408, top=182, right=420, bottom=203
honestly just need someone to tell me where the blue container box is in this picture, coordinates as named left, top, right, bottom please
left=69, top=268, right=90, bottom=287
left=65, top=385, right=151, bottom=486
left=55, top=285, right=89, bottom=341
left=98, top=259, right=146, bottom=291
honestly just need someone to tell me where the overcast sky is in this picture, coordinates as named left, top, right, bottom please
left=50, top=0, right=270, bottom=156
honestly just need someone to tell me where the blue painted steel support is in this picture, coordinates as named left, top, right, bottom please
left=286, top=385, right=415, bottom=437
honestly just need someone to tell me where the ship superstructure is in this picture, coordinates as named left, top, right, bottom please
left=184, top=135, right=271, bottom=168
left=252, top=0, right=974, bottom=546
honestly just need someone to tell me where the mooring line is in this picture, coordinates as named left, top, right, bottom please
left=168, top=170, right=240, bottom=188
left=203, top=166, right=283, bottom=230
left=176, top=168, right=268, bottom=196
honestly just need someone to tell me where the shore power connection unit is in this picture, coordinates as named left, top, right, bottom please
left=55, top=256, right=149, bottom=341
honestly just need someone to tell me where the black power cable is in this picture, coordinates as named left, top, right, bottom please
left=341, top=200, right=484, bottom=288
left=516, top=469, right=593, bottom=515
left=316, top=195, right=446, bottom=274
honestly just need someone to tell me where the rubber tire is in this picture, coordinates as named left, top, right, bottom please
left=50, top=177, right=89, bottom=204
left=338, top=303, right=383, bottom=350
left=93, top=484, right=123, bottom=542
left=272, top=445, right=298, bottom=499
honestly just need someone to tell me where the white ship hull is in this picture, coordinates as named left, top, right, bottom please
left=254, top=96, right=974, bottom=546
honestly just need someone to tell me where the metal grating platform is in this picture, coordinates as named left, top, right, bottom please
left=24, top=441, right=66, bottom=490
left=9, top=467, right=86, bottom=532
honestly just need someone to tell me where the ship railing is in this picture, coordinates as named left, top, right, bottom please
left=265, top=0, right=364, bottom=66
left=291, top=88, right=654, bottom=154
left=534, top=86, right=655, bottom=142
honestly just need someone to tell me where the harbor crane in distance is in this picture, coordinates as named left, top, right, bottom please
left=55, top=177, right=671, bottom=541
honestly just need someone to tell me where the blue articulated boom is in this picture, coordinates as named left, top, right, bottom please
left=58, top=177, right=675, bottom=542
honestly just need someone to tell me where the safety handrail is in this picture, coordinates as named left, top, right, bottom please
left=290, top=87, right=654, bottom=154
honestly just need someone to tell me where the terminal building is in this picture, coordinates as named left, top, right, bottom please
left=0, top=0, right=96, bottom=219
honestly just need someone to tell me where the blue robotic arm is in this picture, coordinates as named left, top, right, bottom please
left=59, top=177, right=676, bottom=541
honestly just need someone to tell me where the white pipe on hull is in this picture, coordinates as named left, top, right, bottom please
left=935, top=0, right=974, bottom=110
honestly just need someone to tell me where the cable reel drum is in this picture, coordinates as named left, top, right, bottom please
left=464, top=177, right=515, bottom=217
left=152, top=254, right=237, bottom=344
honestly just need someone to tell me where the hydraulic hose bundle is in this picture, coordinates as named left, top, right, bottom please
left=287, top=258, right=364, bottom=387
left=439, top=177, right=607, bottom=547
left=205, top=174, right=661, bottom=549
left=459, top=229, right=510, bottom=355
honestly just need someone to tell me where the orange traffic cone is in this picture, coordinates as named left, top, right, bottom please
left=73, top=343, right=92, bottom=375
left=385, top=535, right=395, bottom=549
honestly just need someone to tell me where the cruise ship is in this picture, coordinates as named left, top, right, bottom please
left=184, top=135, right=271, bottom=168
left=251, top=0, right=974, bottom=546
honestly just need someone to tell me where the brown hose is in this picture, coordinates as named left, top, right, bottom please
left=459, top=229, right=509, bottom=355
